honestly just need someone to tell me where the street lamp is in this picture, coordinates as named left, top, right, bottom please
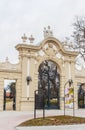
left=64, top=79, right=75, bottom=116
left=26, top=76, right=32, bottom=85
left=43, top=60, right=50, bottom=108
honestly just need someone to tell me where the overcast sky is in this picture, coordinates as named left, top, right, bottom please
left=0, top=0, right=85, bottom=63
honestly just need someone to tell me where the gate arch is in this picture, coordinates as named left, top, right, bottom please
left=36, top=60, right=60, bottom=109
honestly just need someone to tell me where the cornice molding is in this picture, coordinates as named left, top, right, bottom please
left=15, top=37, right=78, bottom=57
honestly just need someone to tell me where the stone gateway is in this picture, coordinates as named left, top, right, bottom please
left=0, top=26, right=85, bottom=111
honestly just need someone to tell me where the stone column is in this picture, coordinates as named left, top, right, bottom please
left=64, top=60, right=69, bottom=81
left=71, top=61, right=78, bottom=109
left=26, top=58, right=30, bottom=98
left=16, top=78, right=22, bottom=111
left=60, top=75, right=65, bottom=110
left=29, top=58, right=36, bottom=100
left=25, top=57, right=36, bottom=110
left=21, top=56, right=28, bottom=100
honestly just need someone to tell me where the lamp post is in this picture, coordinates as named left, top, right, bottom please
left=3, top=89, right=6, bottom=110
left=64, top=79, right=75, bottom=116
left=47, top=65, right=50, bottom=108
left=44, top=60, right=50, bottom=108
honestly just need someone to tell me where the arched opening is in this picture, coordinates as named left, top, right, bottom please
left=78, top=83, right=85, bottom=108
left=37, top=60, right=60, bottom=109
left=3, top=79, right=16, bottom=111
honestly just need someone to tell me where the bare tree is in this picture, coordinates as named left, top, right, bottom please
left=72, top=16, right=85, bottom=63
left=62, top=16, right=85, bottom=68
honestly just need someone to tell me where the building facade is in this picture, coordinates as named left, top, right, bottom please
left=0, top=26, right=85, bottom=111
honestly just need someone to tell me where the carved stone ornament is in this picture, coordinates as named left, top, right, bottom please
left=35, top=50, right=45, bottom=58
left=43, top=44, right=48, bottom=49
left=38, top=50, right=45, bottom=56
left=56, top=53, right=62, bottom=59
left=43, top=43, right=57, bottom=56
left=43, top=26, right=53, bottom=39
left=48, top=43, right=53, bottom=48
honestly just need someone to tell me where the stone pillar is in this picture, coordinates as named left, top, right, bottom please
left=60, top=75, right=65, bottom=110
left=26, top=58, right=30, bottom=98
left=64, top=60, right=70, bottom=81
left=21, top=56, right=28, bottom=100
left=25, top=57, right=37, bottom=110
left=20, top=55, right=32, bottom=111
left=29, top=58, right=36, bottom=99
left=71, top=61, right=78, bottom=109
left=16, top=78, right=22, bottom=111
left=62, top=60, right=73, bottom=110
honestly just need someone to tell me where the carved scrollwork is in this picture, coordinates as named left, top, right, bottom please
left=43, top=43, right=57, bottom=56
left=48, top=43, right=53, bottom=48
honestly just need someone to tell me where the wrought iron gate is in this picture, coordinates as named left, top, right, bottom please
left=37, top=60, right=60, bottom=109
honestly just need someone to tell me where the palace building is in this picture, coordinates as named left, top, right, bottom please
left=0, top=26, right=85, bottom=111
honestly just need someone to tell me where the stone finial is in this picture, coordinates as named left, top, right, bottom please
left=43, top=26, right=53, bottom=39
left=28, top=35, right=35, bottom=44
left=21, top=33, right=27, bottom=43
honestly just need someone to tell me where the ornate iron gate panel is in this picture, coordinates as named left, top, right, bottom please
left=35, top=90, right=45, bottom=109
left=78, top=83, right=85, bottom=108
left=38, top=60, right=60, bottom=109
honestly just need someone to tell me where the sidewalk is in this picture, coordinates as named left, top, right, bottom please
left=16, top=124, right=85, bottom=130
left=0, top=109, right=85, bottom=130
left=0, top=111, right=33, bottom=130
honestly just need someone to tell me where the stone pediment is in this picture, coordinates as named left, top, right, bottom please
left=39, top=37, right=78, bottom=57
left=34, top=37, right=78, bottom=60
left=40, top=37, right=62, bottom=51
left=16, top=36, right=78, bottom=60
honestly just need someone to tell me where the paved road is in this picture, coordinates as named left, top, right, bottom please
left=0, top=109, right=85, bottom=130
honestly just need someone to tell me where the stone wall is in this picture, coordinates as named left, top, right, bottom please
left=0, top=60, right=22, bottom=111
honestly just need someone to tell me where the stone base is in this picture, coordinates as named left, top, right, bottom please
left=20, top=100, right=34, bottom=111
